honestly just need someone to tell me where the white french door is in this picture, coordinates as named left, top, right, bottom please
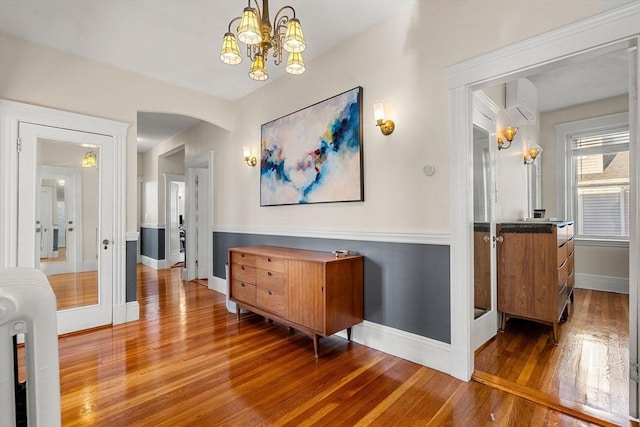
left=17, top=122, right=113, bottom=334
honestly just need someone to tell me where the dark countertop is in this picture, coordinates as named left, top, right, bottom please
left=498, top=220, right=573, bottom=234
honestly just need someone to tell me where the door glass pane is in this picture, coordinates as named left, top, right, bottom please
left=37, top=138, right=100, bottom=311
left=473, top=125, right=492, bottom=319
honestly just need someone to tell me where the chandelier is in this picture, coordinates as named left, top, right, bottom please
left=219, top=0, right=306, bottom=81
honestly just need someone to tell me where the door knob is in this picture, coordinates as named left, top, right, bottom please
left=483, top=235, right=490, bottom=243
left=68, top=228, right=74, bottom=232
left=103, top=239, right=110, bottom=250
left=35, top=228, right=41, bottom=233
left=493, top=236, right=504, bottom=243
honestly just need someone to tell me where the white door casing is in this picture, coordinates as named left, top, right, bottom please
left=446, top=2, right=640, bottom=417
left=0, top=100, right=131, bottom=327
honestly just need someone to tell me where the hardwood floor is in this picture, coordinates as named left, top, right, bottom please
left=475, top=289, right=630, bottom=421
left=47, top=270, right=98, bottom=310
left=44, top=266, right=628, bottom=425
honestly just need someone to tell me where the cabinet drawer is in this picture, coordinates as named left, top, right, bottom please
left=256, top=269, right=285, bottom=294
left=556, top=225, right=568, bottom=246
left=567, top=237, right=574, bottom=257
left=257, top=287, right=286, bottom=316
left=558, top=258, right=568, bottom=292
left=232, top=263, right=256, bottom=284
left=557, top=242, right=568, bottom=268
left=255, top=255, right=285, bottom=273
left=566, top=223, right=574, bottom=239
left=231, top=280, right=256, bottom=305
left=231, top=251, right=257, bottom=267
left=558, top=284, right=568, bottom=320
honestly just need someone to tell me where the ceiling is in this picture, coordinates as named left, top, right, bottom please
left=0, top=1, right=630, bottom=151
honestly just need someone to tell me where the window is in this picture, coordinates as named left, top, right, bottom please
left=557, top=113, right=630, bottom=243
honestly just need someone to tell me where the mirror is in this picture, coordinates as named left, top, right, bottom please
left=473, top=124, right=492, bottom=319
left=37, top=139, right=100, bottom=311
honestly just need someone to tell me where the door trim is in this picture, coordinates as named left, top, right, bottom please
left=184, top=152, right=214, bottom=282
left=0, top=100, right=130, bottom=325
left=445, top=1, right=640, bottom=392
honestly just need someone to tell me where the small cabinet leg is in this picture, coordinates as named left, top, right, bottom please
left=236, top=304, right=240, bottom=322
left=552, top=323, right=559, bottom=344
left=347, top=327, right=352, bottom=342
left=500, top=313, right=507, bottom=332
left=313, top=335, right=319, bottom=358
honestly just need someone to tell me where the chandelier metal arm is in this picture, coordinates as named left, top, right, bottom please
left=226, top=16, right=242, bottom=33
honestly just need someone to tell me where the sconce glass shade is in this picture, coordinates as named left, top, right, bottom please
left=285, top=52, right=305, bottom=75
left=82, top=150, right=97, bottom=168
left=249, top=54, right=269, bottom=81
left=243, top=145, right=251, bottom=158
left=237, top=7, right=262, bottom=45
left=220, top=33, right=243, bottom=65
left=243, top=145, right=257, bottom=167
left=524, top=146, right=543, bottom=164
left=372, top=102, right=385, bottom=122
left=503, top=126, right=518, bottom=142
left=283, top=18, right=306, bottom=53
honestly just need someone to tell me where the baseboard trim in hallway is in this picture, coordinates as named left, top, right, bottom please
left=472, top=370, right=633, bottom=427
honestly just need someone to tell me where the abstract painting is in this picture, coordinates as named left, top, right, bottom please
left=260, top=87, right=363, bottom=206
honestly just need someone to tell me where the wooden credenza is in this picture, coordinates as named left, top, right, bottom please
left=497, top=221, right=575, bottom=343
left=228, top=245, right=364, bottom=356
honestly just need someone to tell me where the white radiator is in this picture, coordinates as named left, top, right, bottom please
left=0, top=267, right=61, bottom=427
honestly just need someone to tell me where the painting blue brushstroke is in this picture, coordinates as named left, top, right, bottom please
left=260, top=87, right=363, bottom=206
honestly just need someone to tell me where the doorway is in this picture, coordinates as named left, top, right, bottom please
left=17, top=123, right=114, bottom=334
left=446, top=3, right=639, bottom=419
left=0, top=99, right=130, bottom=332
left=184, top=152, right=213, bottom=283
left=164, top=174, right=185, bottom=268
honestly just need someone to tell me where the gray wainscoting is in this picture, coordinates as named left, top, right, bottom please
left=140, top=227, right=165, bottom=260
left=126, top=240, right=137, bottom=302
left=213, top=232, right=451, bottom=344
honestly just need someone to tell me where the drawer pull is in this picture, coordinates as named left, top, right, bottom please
left=267, top=271, right=272, bottom=276
left=241, top=253, right=245, bottom=257
left=268, top=290, right=273, bottom=295
left=267, top=257, right=272, bottom=262
left=241, top=283, right=246, bottom=287
left=241, top=266, right=245, bottom=270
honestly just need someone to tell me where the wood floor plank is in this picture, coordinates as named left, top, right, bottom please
left=27, top=265, right=621, bottom=426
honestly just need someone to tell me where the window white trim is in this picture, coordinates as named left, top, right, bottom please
left=557, top=112, right=629, bottom=219
left=556, top=112, right=629, bottom=241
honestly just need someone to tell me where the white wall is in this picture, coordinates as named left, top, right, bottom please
left=0, top=32, right=234, bottom=233
left=1, top=1, right=630, bottom=248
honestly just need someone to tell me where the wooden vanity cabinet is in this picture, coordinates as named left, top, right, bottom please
left=497, top=221, right=575, bottom=343
left=228, top=245, right=364, bottom=356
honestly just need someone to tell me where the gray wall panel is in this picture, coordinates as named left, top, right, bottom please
left=126, top=240, right=137, bottom=302
left=140, top=227, right=165, bottom=260
left=212, top=232, right=450, bottom=343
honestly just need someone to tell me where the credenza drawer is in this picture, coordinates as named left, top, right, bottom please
left=232, top=263, right=256, bottom=284
left=558, top=258, right=569, bottom=291
left=557, top=242, right=568, bottom=268
left=256, top=269, right=285, bottom=293
left=557, top=225, right=568, bottom=246
left=231, top=251, right=257, bottom=267
left=567, top=238, right=574, bottom=257
left=255, top=255, right=285, bottom=273
left=257, top=287, right=286, bottom=316
left=231, top=280, right=256, bottom=305
left=567, top=223, right=574, bottom=239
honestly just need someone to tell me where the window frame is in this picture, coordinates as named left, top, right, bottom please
left=556, top=112, right=630, bottom=247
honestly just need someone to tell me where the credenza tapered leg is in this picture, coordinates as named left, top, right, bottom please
left=552, top=323, right=559, bottom=344
left=313, top=335, right=319, bottom=358
left=347, top=327, right=352, bottom=342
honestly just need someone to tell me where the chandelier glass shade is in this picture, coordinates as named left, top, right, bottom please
left=219, top=0, right=307, bottom=81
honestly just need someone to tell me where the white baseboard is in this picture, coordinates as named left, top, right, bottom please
left=336, top=320, right=451, bottom=375
left=83, top=259, right=98, bottom=272
left=141, top=255, right=167, bottom=270
left=575, top=273, right=629, bottom=294
left=126, top=301, right=140, bottom=322
left=209, top=274, right=226, bottom=294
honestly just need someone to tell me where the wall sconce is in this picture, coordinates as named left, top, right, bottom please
left=524, top=146, right=543, bottom=164
left=82, top=150, right=97, bottom=168
left=243, top=146, right=257, bottom=167
left=497, top=126, right=517, bottom=150
left=372, top=102, right=395, bottom=136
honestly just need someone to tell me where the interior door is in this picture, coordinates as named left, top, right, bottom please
left=17, top=122, right=113, bottom=335
left=195, top=167, right=209, bottom=279
left=471, top=93, right=499, bottom=351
